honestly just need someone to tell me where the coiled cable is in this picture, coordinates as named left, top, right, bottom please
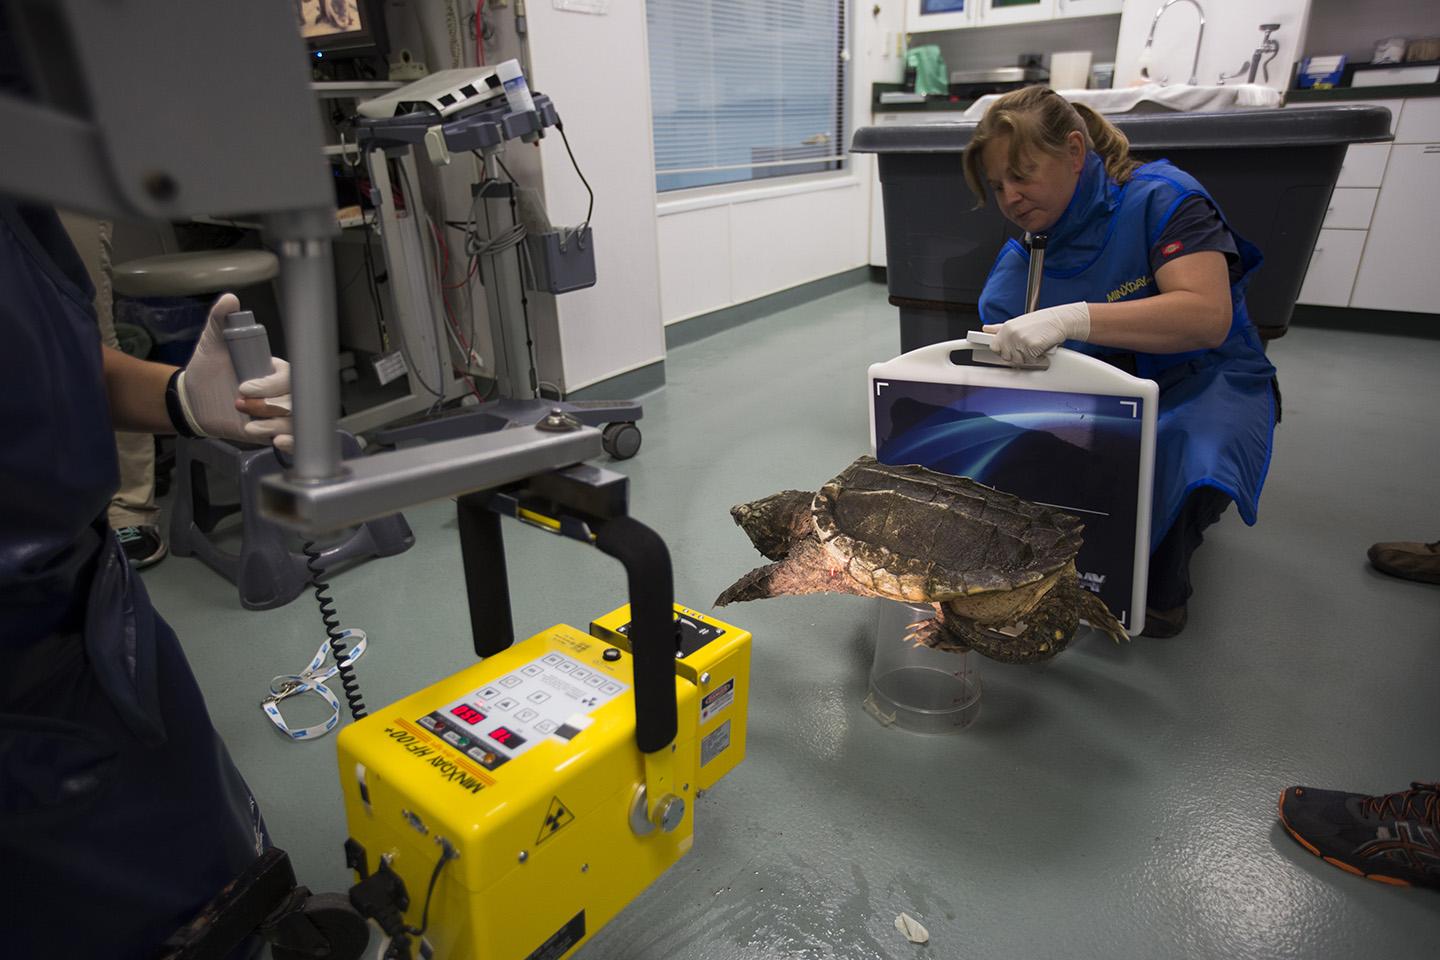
left=303, top=539, right=367, bottom=721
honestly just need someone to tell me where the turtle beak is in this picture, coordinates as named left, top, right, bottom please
left=730, top=489, right=815, bottom=561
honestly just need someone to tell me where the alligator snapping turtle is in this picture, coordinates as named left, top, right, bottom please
left=714, top=456, right=1128, bottom=663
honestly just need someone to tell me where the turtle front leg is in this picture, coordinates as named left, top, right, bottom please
left=905, top=603, right=971, bottom=653
left=715, top=537, right=870, bottom=606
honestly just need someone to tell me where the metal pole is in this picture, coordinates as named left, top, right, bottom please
left=1024, top=232, right=1048, bottom=314
left=277, top=236, right=343, bottom=482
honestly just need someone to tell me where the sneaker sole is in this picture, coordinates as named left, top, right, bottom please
left=1276, top=791, right=1413, bottom=888
left=131, top=541, right=169, bottom=570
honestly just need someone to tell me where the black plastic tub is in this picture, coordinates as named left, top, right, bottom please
left=852, top=106, right=1393, bottom=351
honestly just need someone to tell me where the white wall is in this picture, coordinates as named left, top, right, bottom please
left=653, top=1, right=905, bottom=325
left=525, top=3, right=665, bottom=392
left=1114, top=0, right=1312, bottom=91
left=389, top=1, right=898, bottom=388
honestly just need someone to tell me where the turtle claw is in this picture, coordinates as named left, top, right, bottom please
left=1077, top=591, right=1130, bottom=645
left=904, top=606, right=970, bottom=654
left=903, top=618, right=941, bottom=648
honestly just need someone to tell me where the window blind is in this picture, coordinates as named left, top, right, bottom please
left=646, top=0, right=848, bottom=192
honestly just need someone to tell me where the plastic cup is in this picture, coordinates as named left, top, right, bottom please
left=865, top=599, right=981, bottom=734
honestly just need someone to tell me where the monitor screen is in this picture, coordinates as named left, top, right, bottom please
left=873, top=377, right=1147, bottom=630
left=299, top=0, right=363, bottom=40
left=299, top=0, right=387, bottom=60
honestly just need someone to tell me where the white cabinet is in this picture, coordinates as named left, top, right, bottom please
left=1350, top=144, right=1440, bottom=313
left=1321, top=188, right=1378, bottom=230
left=870, top=155, right=889, bottom=267
left=1395, top=98, right=1440, bottom=144
left=1055, top=0, right=1123, bottom=17
left=1335, top=143, right=1391, bottom=188
left=977, top=0, right=1055, bottom=26
left=906, top=0, right=1070, bottom=31
left=1293, top=94, right=1440, bottom=317
left=905, top=0, right=975, bottom=32
left=1297, top=229, right=1367, bottom=307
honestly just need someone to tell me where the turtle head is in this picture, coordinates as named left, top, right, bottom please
left=730, top=489, right=816, bottom=561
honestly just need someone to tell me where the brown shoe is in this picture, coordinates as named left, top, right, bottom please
left=1141, top=604, right=1187, bottom=638
left=1367, top=540, right=1440, bottom=585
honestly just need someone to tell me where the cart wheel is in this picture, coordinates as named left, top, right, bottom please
left=602, top=422, right=642, bottom=460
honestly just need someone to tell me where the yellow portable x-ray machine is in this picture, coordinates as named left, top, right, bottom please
left=334, top=466, right=751, bottom=959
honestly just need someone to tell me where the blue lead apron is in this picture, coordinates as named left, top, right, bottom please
left=0, top=203, right=267, bottom=960
left=978, top=152, right=1277, bottom=551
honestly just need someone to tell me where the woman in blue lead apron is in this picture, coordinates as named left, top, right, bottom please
left=963, top=86, right=1278, bottom=638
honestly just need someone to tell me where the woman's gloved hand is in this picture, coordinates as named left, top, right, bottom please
left=176, top=293, right=294, bottom=453
left=981, top=302, right=1091, bottom=364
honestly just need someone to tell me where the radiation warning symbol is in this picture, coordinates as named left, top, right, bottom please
left=537, top=796, right=575, bottom=844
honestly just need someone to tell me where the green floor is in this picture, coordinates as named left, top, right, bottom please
left=145, top=281, right=1440, bottom=959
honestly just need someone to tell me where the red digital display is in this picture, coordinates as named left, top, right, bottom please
left=450, top=704, right=486, bottom=726
left=487, top=725, right=527, bottom=750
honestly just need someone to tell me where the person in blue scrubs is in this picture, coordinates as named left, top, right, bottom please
left=0, top=13, right=299, bottom=957
left=0, top=197, right=295, bottom=959
left=963, top=86, right=1279, bottom=638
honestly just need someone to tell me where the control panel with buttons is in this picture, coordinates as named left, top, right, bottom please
left=416, top=651, right=630, bottom=769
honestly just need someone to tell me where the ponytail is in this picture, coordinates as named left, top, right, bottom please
left=1071, top=101, right=1141, bottom=184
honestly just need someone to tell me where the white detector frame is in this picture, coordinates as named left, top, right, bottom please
left=867, top=335, right=1159, bottom=636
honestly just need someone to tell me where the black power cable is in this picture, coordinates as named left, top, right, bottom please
left=554, top=121, right=594, bottom=229
left=494, top=158, right=540, bottom=396
left=302, top=541, right=367, bottom=721
left=406, top=840, right=458, bottom=940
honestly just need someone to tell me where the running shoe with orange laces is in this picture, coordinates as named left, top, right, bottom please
left=1278, top=781, right=1440, bottom=888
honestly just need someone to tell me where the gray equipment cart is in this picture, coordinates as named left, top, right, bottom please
left=355, top=92, right=642, bottom=459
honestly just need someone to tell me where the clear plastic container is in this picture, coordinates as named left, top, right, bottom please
left=865, top=599, right=981, bottom=734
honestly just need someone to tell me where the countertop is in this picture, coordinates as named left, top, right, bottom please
left=872, top=81, right=1440, bottom=115
left=1287, top=83, right=1440, bottom=101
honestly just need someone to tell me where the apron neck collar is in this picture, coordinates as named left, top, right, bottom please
left=1042, top=151, right=1115, bottom=251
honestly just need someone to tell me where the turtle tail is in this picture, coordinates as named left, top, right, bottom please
left=730, top=489, right=815, bottom=561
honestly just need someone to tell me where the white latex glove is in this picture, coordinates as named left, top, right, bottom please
left=177, top=293, right=295, bottom=453
left=981, top=302, right=1091, bottom=365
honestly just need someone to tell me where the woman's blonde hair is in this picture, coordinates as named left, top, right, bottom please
left=962, top=85, right=1140, bottom=205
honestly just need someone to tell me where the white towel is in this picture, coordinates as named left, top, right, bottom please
left=962, top=83, right=1283, bottom=120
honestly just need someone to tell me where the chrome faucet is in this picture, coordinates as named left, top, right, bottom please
left=1219, top=23, right=1282, bottom=85
left=1138, top=0, right=1207, bottom=86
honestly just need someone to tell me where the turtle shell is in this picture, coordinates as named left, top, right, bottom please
left=810, top=457, right=1085, bottom=602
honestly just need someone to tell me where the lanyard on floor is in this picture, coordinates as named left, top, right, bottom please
left=261, top=629, right=368, bottom=741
